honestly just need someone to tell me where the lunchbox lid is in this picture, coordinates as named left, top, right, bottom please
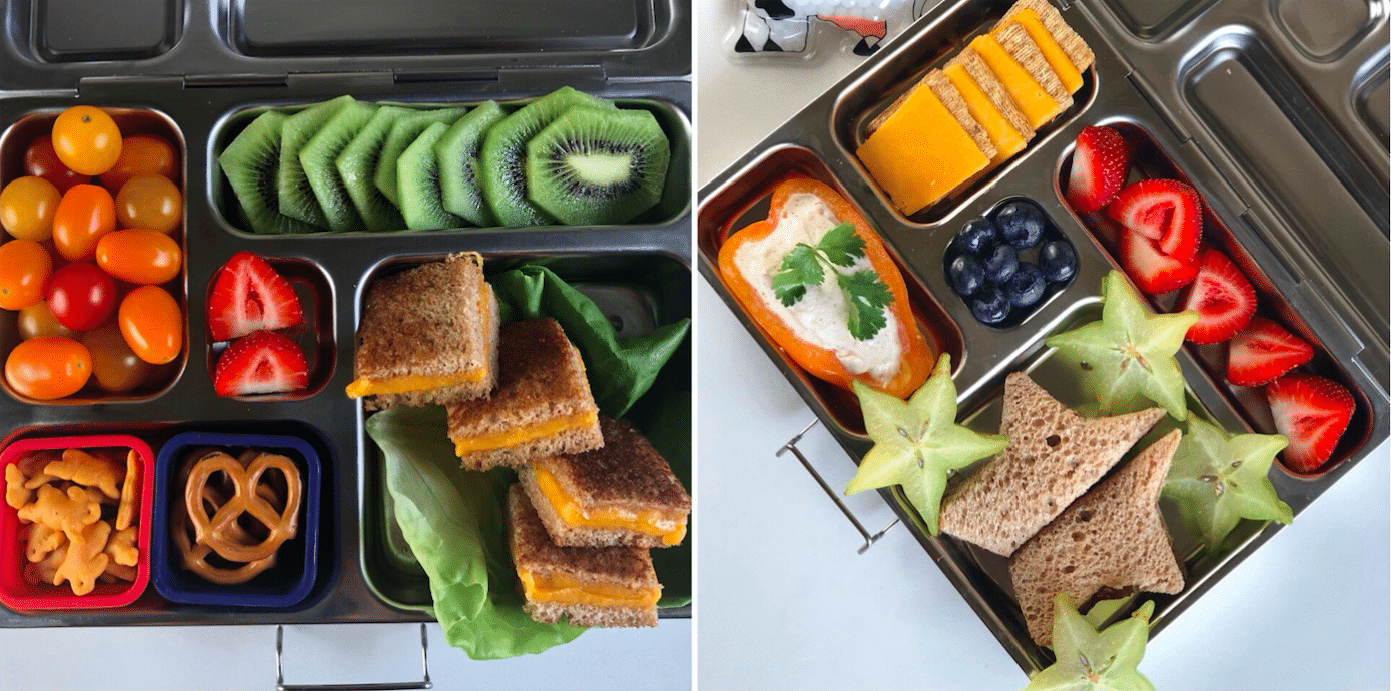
left=0, top=0, right=690, bottom=92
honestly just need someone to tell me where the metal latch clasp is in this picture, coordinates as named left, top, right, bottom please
left=778, top=419, right=898, bottom=554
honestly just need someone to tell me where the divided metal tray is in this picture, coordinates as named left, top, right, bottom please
left=698, top=0, right=1387, bottom=672
left=0, top=0, right=692, bottom=627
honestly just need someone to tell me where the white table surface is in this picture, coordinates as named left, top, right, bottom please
left=693, top=2, right=1391, bottom=689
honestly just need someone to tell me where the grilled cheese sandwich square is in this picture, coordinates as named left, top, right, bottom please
left=447, top=318, right=603, bottom=471
left=519, top=416, right=691, bottom=549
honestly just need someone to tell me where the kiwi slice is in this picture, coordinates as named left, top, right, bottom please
left=300, top=100, right=377, bottom=232
left=525, top=106, right=670, bottom=226
left=397, top=122, right=463, bottom=231
left=479, top=87, right=617, bottom=228
left=435, top=100, right=506, bottom=228
left=279, top=95, right=354, bottom=228
left=374, top=107, right=467, bottom=207
left=336, top=105, right=412, bottom=232
left=218, top=110, right=319, bottom=235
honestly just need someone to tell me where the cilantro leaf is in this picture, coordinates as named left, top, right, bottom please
left=816, top=222, right=864, bottom=267
left=840, top=269, right=893, bottom=340
left=772, top=244, right=822, bottom=306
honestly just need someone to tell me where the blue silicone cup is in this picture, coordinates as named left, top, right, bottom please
left=151, top=431, right=320, bottom=608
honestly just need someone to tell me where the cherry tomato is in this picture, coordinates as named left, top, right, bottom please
left=52, top=184, right=116, bottom=261
left=46, top=261, right=115, bottom=331
left=51, top=106, right=122, bottom=176
left=81, top=321, right=153, bottom=393
left=114, top=174, right=181, bottom=234
left=0, top=240, right=53, bottom=310
left=0, top=176, right=61, bottom=241
left=25, top=137, right=90, bottom=194
left=17, top=301, right=77, bottom=340
left=95, top=229, right=182, bottom=285
left=99, top=134, right=178, bottom=190
left=4, top=336, right=92, bottom=400
left=118, top=285, right=181, bottom=365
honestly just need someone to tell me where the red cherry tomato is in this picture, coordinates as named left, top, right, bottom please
left=118, top=285, right=181, bottom=365
left=0, top=239, right=54, bottom=310
left=52, top=184, right=116, bottom=262
left=25, top=136, right=90, bottom=194
left=95, top=229, right=182, bottom=285
left=4, top=336, right=92, bottom=400
left=81, top=321, right=154, bottom=393
left=115, top=174, right=182, bottom=234
left=51, top=106, right=122, bottom=176
left=46, top=261, right=116, bottom=331
left=17, top=301, right=77, bottom=340
left=100, top=134, right=178, bottom=191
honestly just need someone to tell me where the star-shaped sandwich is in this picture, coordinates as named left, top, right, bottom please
left=1009, top=429, right=1185, bottom=646
left=844, top=354, right=1008, bottom=535
left=938, top=373, right=1166, bottom=556
left=1023, top=595, right=1156, bottom=691
left=1046, top=271, right=1198, bottom=421
left=1162, top=416, right=1292, bottom=557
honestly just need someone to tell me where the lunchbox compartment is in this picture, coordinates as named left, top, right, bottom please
left=1057, top=119, right=1374, bottom=478
left=1272, top=0, right=1380, bottom=61
left=1096, top=0, right=1220, bottom=40
left=23, top=0, right=181, bottom=63
left=696, top=144, right=964, bottom=438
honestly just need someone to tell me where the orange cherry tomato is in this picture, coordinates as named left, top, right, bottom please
left=0, top=239, right=53, bottom=310
left=51, top=106, right=122, bottom=176
left=17, top=301, right=77, bottom=340
left=95, top=229, right=182, bottom=285
left=99, top=134, right=178, bottom=190
left=52, top=184, right=116, bottom=261
left=81, top=321, right=154, bottom=393
left=118, top=285, right=182, bottom=365
left=4, top=336, right=92, bottom=400
left=115, top=174, right=181, bottom=234
left=0, top=176, right=62, bottom=241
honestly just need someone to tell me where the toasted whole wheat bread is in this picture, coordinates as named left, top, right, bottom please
left=948, top=46, right=1036, bottom=143
left=1008, top=429, right=1186, bottom=646
left=508, top=484, right=659, bottom=628
left=447, top=319, right=602, bottom=471
left=1001, top=0, right=1094, bottom=72
left=518, top=416, right=691, bottom=549
left=351, top=252, right=500, bottom=410
left=993, top=21, right=1072, bottom=110
left=937, top=372, right=1167, bottom=556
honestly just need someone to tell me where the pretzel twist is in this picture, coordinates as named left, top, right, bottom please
left=172, top=449, right=301, bottom=585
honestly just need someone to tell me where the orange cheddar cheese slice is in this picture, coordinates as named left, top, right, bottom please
left=856, top=85, right=989, bottom=215
left=1005, top=9, right=1083, bottom=94
left=516, top=566, right=661, bottom=608
left=345, top=370, right=488, bottom=398
left=532, top=464, right=688, bottom=546
left=969, top=34, right=1064, bottom=130
left=453, top=410, right=598, bottom=456
left=942, top=62, right=1028, bottom=167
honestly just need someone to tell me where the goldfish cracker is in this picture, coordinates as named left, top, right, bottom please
left=104, top=525, right=138, bottom=567
left=55, top=520, right=110, bottom=596
left=78, top=484, right=118, bottom=507
left=115, top=449, right=138, bottom=531
left=100, top=561, right=136, bottom=583
left=18, top=452, right=60, bottom=489
left=26, top=522, right=66, bottom=562
left=4, top=464, right=30, bottom=510
left=45, top=448, right=124, bottom=500
left=17, top=484, right=101, bottom=534
left=24, top=541, right=68, bottom=586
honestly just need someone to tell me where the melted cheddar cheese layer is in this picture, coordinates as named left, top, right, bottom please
left=533, top=464, right=687, bottom=546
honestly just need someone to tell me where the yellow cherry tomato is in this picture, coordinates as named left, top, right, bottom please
left=4, top=336, right=92, bottom=400
left=115, top=174, right=181, bottom=234
left=0, top=239, right=53, bottom=310
left=52, top=106, right=122, bottom=176
left=81, top=321, right=154, bottom=393
left=0, top=176, right=62, bottom=241
left=17, top=301, right=77, bottom=340
left=95, top=229, right=182, bottom=285
left=118, top=284, right=182, bottom=364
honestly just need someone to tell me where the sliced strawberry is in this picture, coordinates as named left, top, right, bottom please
left=1177, top=248, right=1255, bottom=343
left=207, top=251, right=303, bottom=342
left=1226, top=316, right=1314, bottom=387
left=213, top=330, right=309, bottom=397
left=1066, top=125, right=1131, bottom=213
left=1266, top=373, right=1355, bottom=472
left=1106, top=179, right=1201, bottom=263
left=1118, top=227, right=1198, bottom=295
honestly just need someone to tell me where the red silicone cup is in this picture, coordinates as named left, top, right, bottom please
left=0, top=434, right=155, bottom=610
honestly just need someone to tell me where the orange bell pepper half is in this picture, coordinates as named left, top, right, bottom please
left=717, top=175, right=933, bottom=399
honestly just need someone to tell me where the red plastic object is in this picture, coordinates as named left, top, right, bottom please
left=0, top=434, right=154, bottom=611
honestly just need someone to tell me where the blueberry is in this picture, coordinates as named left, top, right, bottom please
left=1006, top=262, right=1047, bottom=308
left=996, top=201, right=1045, bottom=249
left=1039, top=240, right=1078, bottom=283
left=971, top=285, right=1010, bottom=325
left=947, top=254, right=985, bottom=297
left=954, top=218, right=999, bottom=256
left=983, top=244, right=1018, bottom=284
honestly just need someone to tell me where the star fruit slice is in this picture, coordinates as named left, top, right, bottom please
left=1162, top=415, right=1292, bottom=556
left=1024, top=595, right=1156, bottom=691
left=1046, top=271, right=1198, bottom=421
left=844, top=353, right=1008, bottom=535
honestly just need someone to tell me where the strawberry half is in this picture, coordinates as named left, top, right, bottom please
left=1266, top=373, right=1355, bottom=472
left=1119, top=227, right=1198, bottom=295
left=1066, top=125, right=1131, bottom=213
left=207, top=251, right=303, bottom=342
left=1106, top=179, right=1201, bottom=263
left=1226, top=316, right=1314, bottom=387
left=213, top=330, right=309, bottom=397
left=1177, top=248, right=1255, bottom=343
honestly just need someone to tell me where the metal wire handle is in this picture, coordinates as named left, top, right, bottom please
left=275, top=623, right=432, bottom=691
left=777, top=419, right=899, bottom=554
